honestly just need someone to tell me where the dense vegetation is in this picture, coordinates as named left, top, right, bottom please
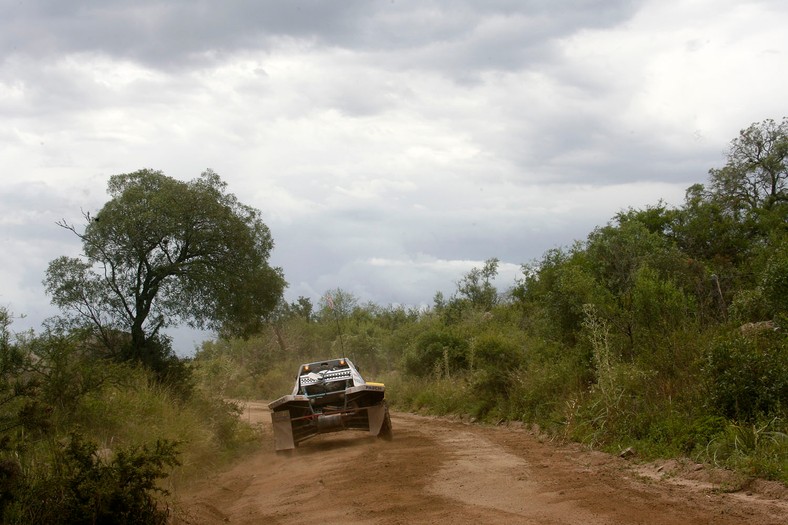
left=194, top=118, right=788, bottom=482
left=0, top=307, right=261, bottom=523
left=1, top=170, right=281, bottom=523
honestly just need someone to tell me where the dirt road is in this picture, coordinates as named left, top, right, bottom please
left=172, top=402, right=786, bottom=524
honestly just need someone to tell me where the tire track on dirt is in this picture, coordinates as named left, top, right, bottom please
left=171, top=403, right=787, bottom=525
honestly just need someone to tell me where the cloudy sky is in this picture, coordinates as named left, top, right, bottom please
left=1, top=0, right=786, bottom=353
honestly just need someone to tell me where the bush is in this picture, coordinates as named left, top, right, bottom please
left=70, top=365, right=260, bottom=483
left=622, top=411, right=728, bottom=457
left=470, top=333, right=523, bottom=371
left=466, top=334, right=524, bottom=417
left=703, top=418, right=788, bottom=482
left=401, top=330, right=469, bottom=378
left=507, top=343, right=590, bottom=431
left=761, top=245, right=788, bottom=316
left=705, top=331, right=788, bottom=422
left=4, top=433, right=179, bottom=525
left=383, top=373, right=475, bottom=417
left=729, top=288, right=770, bottom=323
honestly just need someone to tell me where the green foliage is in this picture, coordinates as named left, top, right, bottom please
left=5, top=433, right=179, bottom=525
left=631, top=266, right=694, bottom=333
left=316, top=288, right=359, bottom=321
left=513, top=246, right=603, bottom=344
left=433, top=259, right=502, bottom=324
left=384, top=373, right=475, bottom=417
left=456, top=258, right=500, bottom=311
left=0, top=309, right=51, bottom=441
left=401, top=329, right=469, bottom=378
left=615, top=201, right=678, bottom=236
left=24, top=330, right=125, bottom=416
left=703, top=418, right=788, bottom=482
left=73, top=365, right=258, bottom=468
left=729, top=235, right=788, bottom=324
left=507, top=347, right=588, bottom=429
left=622, top=413, right=729, bottom=457
left=586, top=220, right=663, bottom=296
left=729, top=288, right=771, bottom=323
left=672, top=185, right=753, bottom=317
left=192, top=336, right=270, bottom=399
left=704, top=331, right=788, bottom=422
left=760, top=243, right=788, bottom=316
left=44, top=168, right=285, bottom=372
left=470, top=333, right=523, bottom=371
left=464, top=333, right=524, bottom=417
left=0, top=315, right=260, bottom=522
left=709, top=117, right=788, bottom=214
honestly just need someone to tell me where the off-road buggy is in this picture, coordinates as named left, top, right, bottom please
left=268, top=357, right=392, bottom=451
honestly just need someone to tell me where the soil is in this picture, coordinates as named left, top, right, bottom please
left=170, top=401, right=787, bottom=524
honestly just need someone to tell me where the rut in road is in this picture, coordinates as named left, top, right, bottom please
left=171, top=402, right=787, bottom=525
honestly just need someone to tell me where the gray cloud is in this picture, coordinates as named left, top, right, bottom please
left=2, top=0, right=639, bottom=75
left=2, top=0, right=786, bottom=354
left=2, top=1, right=365, bottom=66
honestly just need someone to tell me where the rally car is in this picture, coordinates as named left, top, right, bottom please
left=268, top=358, right=392, bottom=451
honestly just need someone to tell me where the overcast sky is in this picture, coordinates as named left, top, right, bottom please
left=2, top=0, right=786, bottom=354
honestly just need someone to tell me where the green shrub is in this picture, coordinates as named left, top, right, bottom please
left=4, top=433, right=179, bottom=525
left=70, top=364, right=259, bottom=484
left=470, top=333, right=523, bottom=371
left=384, top=372, right=475, bottom=416
left=675, top=414, right=725, bottom=454
left=703, top=418, right=788, bottom=482
left=761, top=246, right=788, bottom=315
left=729, top=288, right=770, bottom=323
left=465, top=334, right=525, bottom=417
left=507, top=345, right=590, bottom=432
left=401, top=330, right=469, bottom=378
left=705, top=331, right=788, bottom=421
left=623, top=411, right=728, bottom=457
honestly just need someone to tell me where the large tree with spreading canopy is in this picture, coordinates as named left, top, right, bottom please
left=45, top=169, right=286, bottom=367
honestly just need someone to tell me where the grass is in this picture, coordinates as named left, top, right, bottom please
left=65, top=365, right=261, bottom=486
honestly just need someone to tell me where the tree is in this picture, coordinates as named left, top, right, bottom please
left=614, top=201, right=678, bottom=237
left=513, top=246, right=605, bottom=345
left=676, top=120, right=788, bottom=311
left=317, top=288, right=359, bottom=320
left=456, top=258, right=500, bottom=311
left=44, top=169, right=286, bottom=369
left=709, top=117, right=788, bottom=215
left=291, top=296, right=314, bottom=322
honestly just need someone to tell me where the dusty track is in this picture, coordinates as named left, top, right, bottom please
left=171, top=401, right=786, bottom=524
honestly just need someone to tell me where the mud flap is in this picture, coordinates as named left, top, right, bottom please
left=272, top=410, right=295, bottom=451
left=367, top=404, right=386, bottom=436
